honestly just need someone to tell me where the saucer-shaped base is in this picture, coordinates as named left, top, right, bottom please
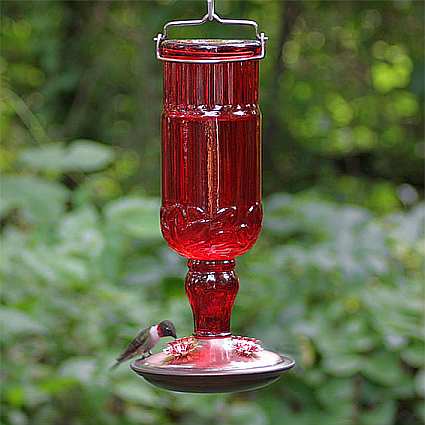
left=131, top=336, right=295, bottom=393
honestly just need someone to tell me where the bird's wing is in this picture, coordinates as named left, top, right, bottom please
left=115, top=327, right=150, bottom=363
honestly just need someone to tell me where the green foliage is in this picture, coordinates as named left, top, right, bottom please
left=1, top=175, right=68, bottom=224
left=19, top=140, right=115, bottom=173
left=0, top=1, right=424, bottom=424
left=1, top=0, right=423, bottom=202
left=105, top=197, right=161, bottom=239
left=1, top=166, right=424, bottom=424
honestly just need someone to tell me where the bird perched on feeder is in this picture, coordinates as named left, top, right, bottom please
left=111, top=320, right=177, bottom=369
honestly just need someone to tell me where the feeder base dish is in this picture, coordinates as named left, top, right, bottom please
left=131, top=336, right=295, bottom=393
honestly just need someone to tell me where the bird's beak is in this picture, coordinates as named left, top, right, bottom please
left=172, top=332, right=177, bottom=339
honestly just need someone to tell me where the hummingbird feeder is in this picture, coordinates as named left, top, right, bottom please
left=131, top=0, right=295, bottom=393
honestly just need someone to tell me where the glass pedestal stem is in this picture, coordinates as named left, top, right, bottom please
left=185, top=260, right=239, bottom=337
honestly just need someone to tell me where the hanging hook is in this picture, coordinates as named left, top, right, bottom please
left=207, top=0, right=215, bottom=21
left=154, top=0, right=268, bottom=62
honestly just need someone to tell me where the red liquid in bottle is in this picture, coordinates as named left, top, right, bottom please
left=160, top=40, right=262, bottom=261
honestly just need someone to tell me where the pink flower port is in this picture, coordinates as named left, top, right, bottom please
left=232, top=336, right=263, bottom=357
left=163, top=337, right=198, bottom=359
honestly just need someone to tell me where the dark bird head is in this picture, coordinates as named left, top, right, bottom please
left=157, top=320, right=177, bottom=339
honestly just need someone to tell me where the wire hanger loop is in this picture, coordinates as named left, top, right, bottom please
left=154, top=0, right=267, bottom=63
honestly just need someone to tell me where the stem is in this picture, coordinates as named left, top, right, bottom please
left=185, top=260, right=239, bottom=337
left=3, top=88, right=50, bottom=145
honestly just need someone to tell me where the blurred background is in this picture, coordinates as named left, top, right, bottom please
left=0, top=1, right=424, bottom=424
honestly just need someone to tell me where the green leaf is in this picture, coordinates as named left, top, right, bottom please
left=362, top=352, right=406, bottom=386
left=19, top=144, right=64, bottom=171
left=39, top=377, right=77, bottom=395
left=65, top=140, right=115, bottom=172
left=0, top=307, right=45, bottom=337
left=415, top=369, right=425, bottom=397
left=1, top=175, right=68, bottom=224
left=59, top=207, right=104, bottom=257
left=126, top=406, right=162, bottom=424
left=59, top=357, right=96, bottom=385
left=322, top=354, right=363, bottom=377
left=3, top=386, right=25, bottom=407
left=316, top=379, right=353, bottom=409
left=416, top=401, right=425, bottom=423
left=6, top=409, right=28, bottom=425
left=113, top=380, right=158, bottom=406
left=361, top=400, right=396, bottom=425
left=19, top=140, right=114, bottom=173
left=401, top=343, right=425, bottom=367
left=228, top=402, right=267, bottom=425
left=105, top=197, right=160, bottom=239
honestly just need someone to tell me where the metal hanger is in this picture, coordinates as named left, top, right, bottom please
left=155, top=0, right=267, bottom=63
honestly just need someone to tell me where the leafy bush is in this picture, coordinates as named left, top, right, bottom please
left=1, top=162, right=423, bottom=425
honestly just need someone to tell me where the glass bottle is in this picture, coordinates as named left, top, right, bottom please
left=160, top=40, right=262, bottom=336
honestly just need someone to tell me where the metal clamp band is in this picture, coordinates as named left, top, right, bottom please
left=154, top=0, right=267, bottom=63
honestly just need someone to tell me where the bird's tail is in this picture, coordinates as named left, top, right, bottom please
left=109, top=360, right=121, bottom=371
left=109, top=352, right=150, bottom=371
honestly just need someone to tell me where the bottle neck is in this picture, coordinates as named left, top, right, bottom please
left=188, top=259, right=235, bottom=273
left=185, top=259, right=239, bottom=337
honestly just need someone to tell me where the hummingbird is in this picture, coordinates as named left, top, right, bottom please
left=111, top=320, right=177, bottom=369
